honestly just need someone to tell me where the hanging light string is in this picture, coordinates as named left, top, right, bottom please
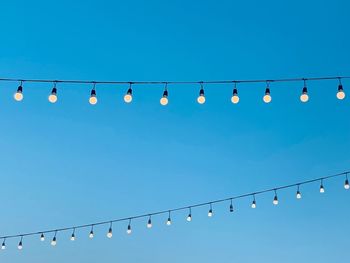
left=0, top=170, right=349, bottom=243
left=0, top=75, right=349, bottom=85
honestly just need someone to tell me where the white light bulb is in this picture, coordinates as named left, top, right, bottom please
left=273, top=195, right=278, bottom=205
left=251, top=200, right=256, bottom=209
left=197, top=87, right=205, bottom=104
left=124, top=94, right=132, bottom=103
left=166, top=218, right=172, bottom=226
left=40, top=233, right=45, bottom=242
left=127, top=225, right=132, bottom=234
left=344, top=179, right=349, bottom=190
left=147, top=218, right=152, bottom=229
left=89, top=231, right=94, bottom=239
left=51, top=237, right=57, bottom=246
left=208, top=209, right=213, bottom=217
left=70, top=234, right=75, bottom=241
left=160, top=97, right=168, bottom=106
left=320, top=185, right=325, bottom=193
left=1, top=242, right=5, bottom=250
left=186, top=214, right=192, bottom=222
left=107, top=229, right=113, bottom=239
left=14, top=92, right=23, bottom=101
left=231, top=88, right=239, bottom=104
left=337, top=84, right=345, bottom=100
left=296, top=191, right=302, bottom=199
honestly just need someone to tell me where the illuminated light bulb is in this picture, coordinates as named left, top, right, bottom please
left=344, top=178, right=349, bottom=190
left=231, top=88, right=239, bottom=104
left=229, top=200, right=234, bottom=212
left=14, top=84, right=24, bottom=101
left=273, top=191, right=279, bottom=205
left=127, top=223, right=132, bottom=234
left=18, top=239, right=23, bottom=250
left=107, top=227, right=113, bottom=239
left=296, top=190, right=302, bottom=199
left=166, top=211, right=172, bottom=226
left=320, top=180, right=325, bottom=193
left=40, top=233, right=45, bottom=242
left=251, top=196, right=257, bottom=209
left=197, top=85, right=205, bottom=104
left=70, top=232, right=76, bottom=241
left=300, top=87, right=309, bottom=102
left=208, top=204, right=213, bottom=217
left=160, top=89, right=169, bottom=106
left=186, top=208, right=192, bottom=222
left=1, top=240, right=6, bottom=250
left=89, top=226, right=94, bottom=239
left=337, top=84, right=345, bottom=100
left=48, top=85, right=58, bottom=103
left=89, top=87, right=97, bottom=105
left=124, top=86, right=133, bottom=103
left=147, top=216, right=152, bottom=229
left=51, top=236, right=57, bottom=246
left=263, top=87, right=272, bottom=103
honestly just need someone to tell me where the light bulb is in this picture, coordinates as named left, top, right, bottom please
left=14, top=85, right=23, bottom=101
left=127, top=224, right=132, bottom=234
left=296, top=191, right=302, bottom=199
left=107, top=228, right=113, bottom=239
left=1, top=241, right=5, bottom=250
left=89, top=230, right=94, bottom=239
left=320, top=184, right=325, bottom=193
left=40, top=233, right=45, bottom=241
left=18, top=240, right=23, bottom=250
left=208, top=209, right=213, bottom=217
left=147, top=217, right=152, bottom=228
left=48, top=87, right=57, bottom=103
left=166, top=217, right=172, bottom=226
left=186, top=214, right=192, bottom=222
left=89, top=89, right=97, bottom=105
left=70, top=233, right=75, bottom=241
left=160, top=90, right=169, bottom=106
left=344, top=179, right=349, bottom=190
left=229, top=202, right=234, bottom=212
left=124, top=88, right=133, bottom=103
left=337, top=84, right=345, bottom=100
left=251, top=200, right=256, bottom=209
left=263, top=88, right=271, bottom=103
left=231, top=88, right=239, bottom=104
left=197, top=88, right=205, bottom=104
left=273, top=193, right=279, bottom=205
left=51, top=237, right=57, bottom=246
left=300, top=87, right=309, bottom=102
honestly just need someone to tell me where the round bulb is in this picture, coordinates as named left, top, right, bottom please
left=18, top=242, right=23, bottom=250
left=337, top=85, right=345, bottom=100
left=186, top=214, right=192, bottom=222
left=208, top=209, right=213, bottom=217
left=166, top=218, right=172, bottom=226
left=320, top=185, right=325, bottom=193
left=14, top=92, right=23, bottom=101
left=70, top=234, right=75, bottom=241
left=337, top=91, right=345, bottom=100
left=40, top=234, right=45, bottom=242
left=89, top=231, right=94, bottom=239
left=344, top=179, right=349, bottom=190
left=231, top=95, right=239, bottom=104
left=124, top=94, right=132, bottom=103
left=48, top=94, right=57, bottom=103
left=89, top=96, right=97, bottom=105
left=107, top=228, right=113, bottom=239
left=273, top=196, right=278, bottom=205
left=1, top=243, right=5, bottom=250
left=197, top=95, right=205, bottom=104
left=263, top=94, right=271, bottom=103
left=251, top=201, right=256, bottom=209
left=51, top=237, right=57, bottom=246
left=147, top=219, right=152, bottom=229
left=296, top=191, right=302, bottom=199
left=127, top=225, right=132, bottom=234
left=300, top=94, right=309, bottom=102
left=160, top=97, right=168, bottom=106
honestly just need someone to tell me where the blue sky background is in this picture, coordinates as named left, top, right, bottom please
left=0, top=0, right=349, bottom=262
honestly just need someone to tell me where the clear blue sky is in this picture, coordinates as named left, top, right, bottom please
left=0, top=0, right=349, bottom=262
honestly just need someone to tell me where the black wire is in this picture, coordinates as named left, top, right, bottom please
left=0, top=76, right=349, bottom=86
left=0, top=170, right=348, bottom=240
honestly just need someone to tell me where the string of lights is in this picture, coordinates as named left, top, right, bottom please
left=1, top=75, right=349, bottom=105
left=0, top=170, right=349, bottom=250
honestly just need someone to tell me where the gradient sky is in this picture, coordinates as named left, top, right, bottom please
left=0, top=0, right=349, bottom=262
